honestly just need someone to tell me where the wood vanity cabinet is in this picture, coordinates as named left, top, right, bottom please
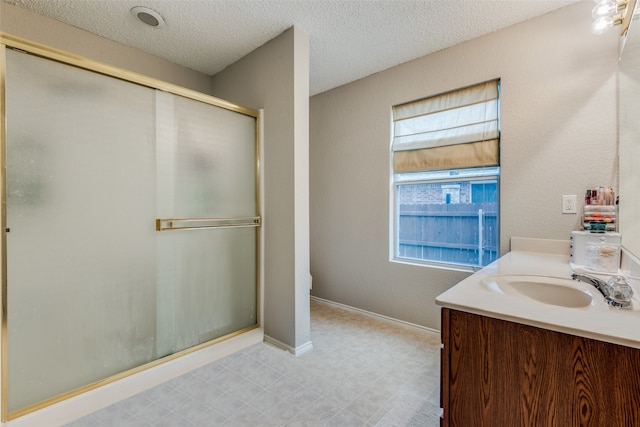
left=440, top=308, right=640, bottom=427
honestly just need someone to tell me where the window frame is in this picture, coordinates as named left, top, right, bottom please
left=390, top=81, right=501, bottom=272
left=391, top=167, right=500, bottom=272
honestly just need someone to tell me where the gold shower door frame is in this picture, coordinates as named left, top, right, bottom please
left=0, top=32, right=262, bottom=421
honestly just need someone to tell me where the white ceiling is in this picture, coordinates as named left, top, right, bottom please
left=4, top=0, right=579, bottom=95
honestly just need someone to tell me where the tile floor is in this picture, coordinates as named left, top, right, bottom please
left=65, top=299, right=442, bottom=426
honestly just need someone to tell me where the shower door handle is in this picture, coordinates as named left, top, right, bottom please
left=155, top=216, right=261, bottom=232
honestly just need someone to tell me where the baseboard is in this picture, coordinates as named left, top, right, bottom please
left=310, top=295, right=440, bottom=336
left=263, top=335, right=314, bottom=356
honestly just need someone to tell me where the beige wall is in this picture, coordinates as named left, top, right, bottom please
left=1, top=0, right=620, bottom=336
left=309, top=1, right=619, bottom=330
left=211, top=28, right=312, bottom=353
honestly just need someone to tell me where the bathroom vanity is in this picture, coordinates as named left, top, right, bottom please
left=436, top=242, right=640, bottom=426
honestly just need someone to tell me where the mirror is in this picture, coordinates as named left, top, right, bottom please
left=619, top=10, right=640, bottom=260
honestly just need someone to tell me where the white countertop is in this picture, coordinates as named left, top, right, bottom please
left=435, top=249, right=640, bottom=349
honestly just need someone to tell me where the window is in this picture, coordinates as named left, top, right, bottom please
left=391, top=80, right=500, bottom=270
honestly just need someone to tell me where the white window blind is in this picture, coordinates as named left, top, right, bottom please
left=392, top=80, right=499, bottom=173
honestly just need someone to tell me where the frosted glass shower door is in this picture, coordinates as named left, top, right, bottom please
left=3, top=44, right=259, bottom=417
left=155, top=91, right=258, bottom=356
left=4, top=49, right=157, bottom=412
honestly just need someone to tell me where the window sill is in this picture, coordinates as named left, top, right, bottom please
left=390, top=257, right=479, bottom=273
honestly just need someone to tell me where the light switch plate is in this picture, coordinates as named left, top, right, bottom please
left=562, top=195, right=577, bottom=214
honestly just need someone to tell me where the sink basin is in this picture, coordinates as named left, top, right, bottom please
left=480, top=275, right=596, bottom=308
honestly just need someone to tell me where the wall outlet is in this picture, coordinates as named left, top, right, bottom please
left=562, top=195, right=577, bottom=214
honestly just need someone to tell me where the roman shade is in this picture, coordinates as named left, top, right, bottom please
left=392, top=80, right=499, bottom=173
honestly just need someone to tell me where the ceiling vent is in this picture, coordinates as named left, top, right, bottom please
left=131, top=6, right=165, bottom=28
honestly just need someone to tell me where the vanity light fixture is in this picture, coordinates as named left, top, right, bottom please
left=591, top=0, right=636, bottom=35
left=131, top=6, right=166, bottom=28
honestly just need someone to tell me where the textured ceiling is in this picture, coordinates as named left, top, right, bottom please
left=4, top=0, right=579, bottom=95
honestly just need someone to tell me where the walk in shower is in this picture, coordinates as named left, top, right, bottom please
left=0, top=34, right=261, bottom=420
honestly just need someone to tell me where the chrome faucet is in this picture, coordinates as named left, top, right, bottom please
left=571, top=273, right=610, bottom=299
left=571, top=273, right=634, bottom=309
left=608, top=276, right=634, bottom=309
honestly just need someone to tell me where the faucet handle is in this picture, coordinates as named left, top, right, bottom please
left=607, top=276, right=634, bottom=308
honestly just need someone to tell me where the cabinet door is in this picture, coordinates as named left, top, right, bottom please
left=442, top=308, right=640, bottom=427
left=440, top=308, right=450, bottom=426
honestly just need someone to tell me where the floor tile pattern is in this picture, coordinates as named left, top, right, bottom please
left=65, top=299, right=442, bottom=426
